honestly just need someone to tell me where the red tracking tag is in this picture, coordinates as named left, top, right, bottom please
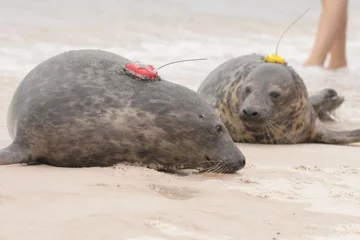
left=123, top=62, right=159, bottom=81
left=122, top=58, right=207, bottom=81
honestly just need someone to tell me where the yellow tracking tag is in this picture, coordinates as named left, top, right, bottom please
left=264, top=54, right=286, bottom=64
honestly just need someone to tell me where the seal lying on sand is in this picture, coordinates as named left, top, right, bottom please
left=0, top=49, right=246, bottom=173
left=197, top=53, right=360, bottom=144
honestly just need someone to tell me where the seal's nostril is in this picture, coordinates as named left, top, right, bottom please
left=251, top=111, right=258, bottom=117
left=242, top=108, right=259, bottom=118
left=241, top=158, right=246, bottom=167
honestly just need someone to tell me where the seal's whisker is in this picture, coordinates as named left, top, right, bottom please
left=221, top=165, right=230, bottom=173
left=264, top=121, right=277, bottom=144
left=220, top=163, right=229, bottom=173
left=260, top=125, right=267, bottom=144
left=271, top=122, right=293, bottom=144
left=267, top=123, right=281, bottom=144
left=262, top=122, right=272, bottom=144
left=217, top=164, right=226, bottom=173
left=266, top=124, right=274, bottom=144
left=266, top=121, right=283, bottom=144
left=200, top=163, right=217, bottom=173
left=267, top=120, right=296, bottom=144
left=262, top=125, right=272, bottom=145
left=225, top=163, right=234, bottom=173
left=208, top=165, right=220, bottom=173
left=243, top=121, right=251, bottom=128
left=211, top=163, right=223, bottom=173
left=203, top=166, right=217, bottom=174
left=264, top=122, right=274, bottom=144
left=204, top=163, right=222, bottom=173
left=230, top=110, right=241, bottom=116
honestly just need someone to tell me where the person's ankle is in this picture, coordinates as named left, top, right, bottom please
left=327, top=59, right=347, bottom=70
left=303, top=54, right=327, bottom=67
left=304, top=58, right=324, bottom=67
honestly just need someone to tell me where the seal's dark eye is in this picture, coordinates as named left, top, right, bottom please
left=270, top=91, right=281, bottom=100
left=215, top=124, right=223, bottom=134
left=245, top=86, right=251, bottom=94
left=199, top=114, right=205, bottom=119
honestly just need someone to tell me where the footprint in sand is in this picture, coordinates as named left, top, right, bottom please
left=92, top=182, right=202, bottom=200
left=148, top=184, right=202, bottom=200
left=145, top=220, right=235, bottom=240
left=0, top=193, right=16, bottom=204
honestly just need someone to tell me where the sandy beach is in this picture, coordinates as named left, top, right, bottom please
left=1, top=138, right=359, bottom=240
left=1, top=0, right=360, bottom=239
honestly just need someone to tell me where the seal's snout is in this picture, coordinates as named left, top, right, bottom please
left=236, top=155, right=246, bottom=170
left=240, top=107, right=265, bottom=123
left=200, top=151, right=246, bottom=174
left=242, top=108, right=259, bottom=118
left=221, top=155, right=246, bottom=173
left=220, top=148, right=246, bottom=173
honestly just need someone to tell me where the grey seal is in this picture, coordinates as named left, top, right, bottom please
left=197, top=53, right=360, bottom=144
left=0, top=49, right=246, bottom=173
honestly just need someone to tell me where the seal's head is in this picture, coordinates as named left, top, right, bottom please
left=238, top=63, right=308, bottom=127
left=167, top=111, right=246, bottom=174
left=132, top=86, right=247, bottom=174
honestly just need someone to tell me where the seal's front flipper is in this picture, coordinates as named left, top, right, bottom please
left=0, top=143, right=29, bottom=165
left=313, top=121, right=360, bottom=144
left=309, top=88, right=345, bottom=122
